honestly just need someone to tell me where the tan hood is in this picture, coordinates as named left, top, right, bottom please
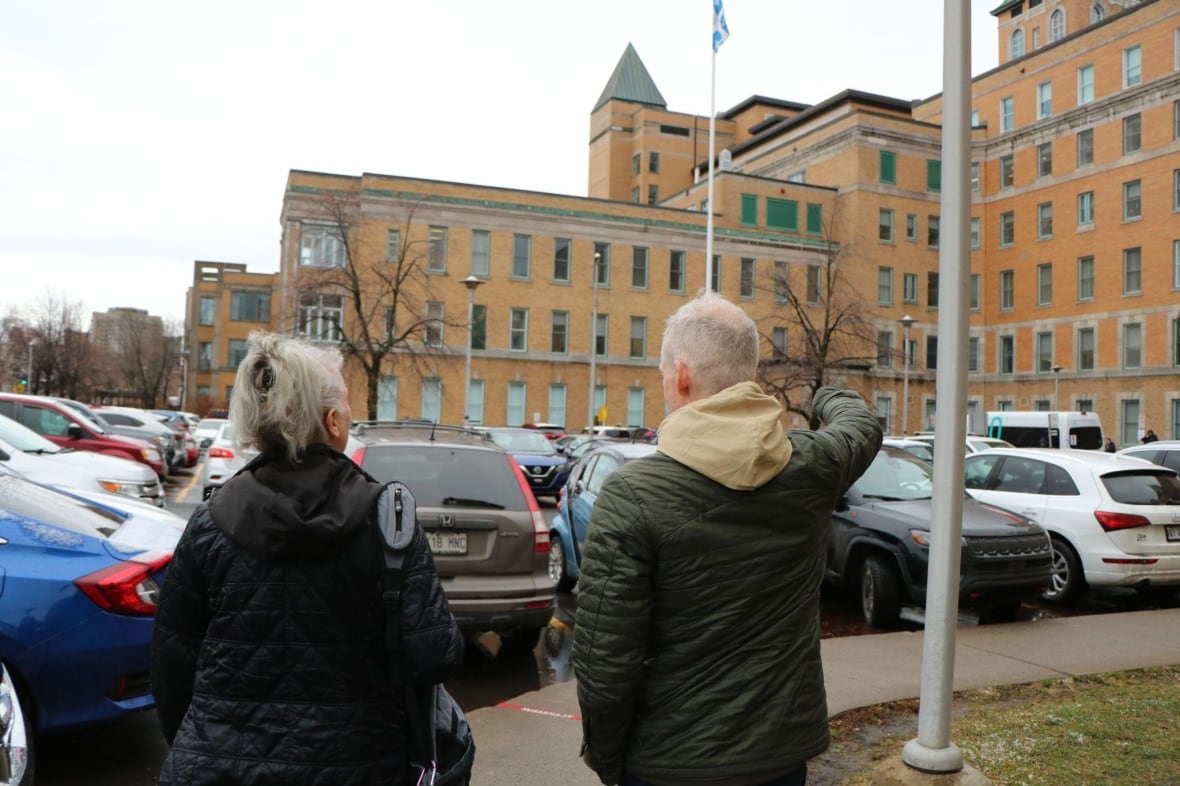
left=657, top=381, right=793, bottom=491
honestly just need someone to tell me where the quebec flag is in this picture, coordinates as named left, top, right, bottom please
left=712, top=0, right=730, bottom=52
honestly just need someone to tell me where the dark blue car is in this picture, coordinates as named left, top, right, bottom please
left=482, top=427, right=572, bottom=501
left=0, top=468, right=179, bottom=747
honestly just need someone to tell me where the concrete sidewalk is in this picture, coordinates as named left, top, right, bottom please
left=467, top=607, right=1180, bottom=785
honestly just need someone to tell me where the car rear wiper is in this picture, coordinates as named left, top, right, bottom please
left=441, top=496, right=505, bottom=509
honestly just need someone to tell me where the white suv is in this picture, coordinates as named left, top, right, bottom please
left=964, top=448, right=1180, bottom=603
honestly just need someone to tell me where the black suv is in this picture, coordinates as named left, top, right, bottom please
left=348, top=421, right=555, bottom=652
left=825, top=447, right=1053, bottom=629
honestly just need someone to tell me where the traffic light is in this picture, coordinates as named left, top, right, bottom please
left=19, top=376, right=27, bottom=387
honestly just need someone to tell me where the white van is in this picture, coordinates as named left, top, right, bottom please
left=981, top=410, right=1104, bottom=451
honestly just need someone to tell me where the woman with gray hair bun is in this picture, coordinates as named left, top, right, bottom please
left=151, top=331, right=464, bottom=786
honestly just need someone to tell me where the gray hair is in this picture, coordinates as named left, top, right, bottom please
left=229, top=331, right=347, bottom=463
left=660, top=290, right=758, bottom=396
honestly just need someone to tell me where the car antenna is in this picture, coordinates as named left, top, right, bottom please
left=430, top=420, right=438, bottom=442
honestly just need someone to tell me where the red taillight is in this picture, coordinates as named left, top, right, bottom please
left=75, top=553, right=171, bottom=616
left=507, top=456, right=550, bottom=553
left=1094, top=511, right=1152, bottom=532
left=207, top=446, right=235, bottom=459
left=350, top=446, right=365, bottom=467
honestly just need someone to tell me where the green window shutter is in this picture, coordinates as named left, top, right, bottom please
left=806, top=203, right=823, bottom=235
left=927, top=159, right=942, bottom=192
left=766, top=198, right=798, bottom=231
left=880, top=151, right=897, bottom=184
left=740, top=194, right=758, bottom=225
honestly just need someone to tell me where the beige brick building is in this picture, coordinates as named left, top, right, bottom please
left=190, top=0, right=1179, bottom=445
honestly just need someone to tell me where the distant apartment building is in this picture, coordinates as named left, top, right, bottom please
left=199, top=0, right=1178, bottom=441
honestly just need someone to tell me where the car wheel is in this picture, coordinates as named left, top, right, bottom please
left=547, top=536, right=574, bottom=592
left=860, top=554, right=901, bottom=629
left=1042, top=536, right=1085, bottom=604
left=499, top=628, right=542, bottom=657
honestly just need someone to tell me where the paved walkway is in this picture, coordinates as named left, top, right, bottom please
left=467, top=607, right=1180, bottom=785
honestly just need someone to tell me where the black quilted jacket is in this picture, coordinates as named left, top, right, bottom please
left=151, top=444, right=463, bottom=786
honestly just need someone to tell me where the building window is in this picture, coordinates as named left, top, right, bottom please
left=647, top=185, right=659, bottom=205
left=1038, top=263, right=1053, bottom=305
left=968, top=337, right=980, bottom=372
left=199, top=297, right=215, bottom=326
left=1078, top=64, right=1095, bottom=105
left=1000, top=211, right=1015, bottom=246
left=226, top=339, right=248, bottom=369
left=906, top=213, right=918, bottom=241
left=999, top=335, right=1015, bottom=375
left=877, top=331, right=894, bottom=368
left=1000, top=155, right=1014, bottom=188
left=298, top=294, right=344, bottom=342
left=1037, top=143, right=1053, bottom=177
left=551, top=311, right=569, bottom=354
left=927, top=215, right=940, bottom=248
left=1175, top=170, right=1180, bottom=211
left=230, top=291, right=270, bottom=322
left=1037, top=203, right=1053, bottom=239
left=470, top=229, right=490, bottom=276
left=927, top=272, right=940, bottom=309
left=1077, top=191, right=1095, bottom=227
left=739, top=258, right=755, bottom=299
left=1036, top=332, right=1054, bottom=372
left=970, top=162, right=980, bottom=191
left=1077, top=128, right=1094, bottom=167
left=970, top=273, right=981, bottom=310
left=1037, top=81, right=1052, bottom=119
left=971, top=217, right=981, bottom=249
left=766, top=198, right=799, bottom=231
left=806, top=203, right=824, bottom=234
left=512, top=234, right=531, bottom=279
left=1175, top=100, right=1180, bottom=140
left=300, top=224, right=346, bottom=268
left=903, top=273, right=919, bottom=304
left=787, top=170, right=806, bottom=183
left=631, top=153, right=641, bottom=175
left=741, top=194, right=758, bottom=225
left=649, top=151, right=660, bottom=173
left=1175, top=318, right=1180, bottom=366
left=880, top=151, right=897, bottom=184
left=594, top=314, right=608, bottom=356
left=632, top=247, right=649, bottom=289
left=377, top=376, right=398, bottom=422
left=197, top=342, right=212, bottom=371
left=629, top=317, right=646, bottom=358
left=926, top=336, right=938, bottom=370
left=878, top=267, right=894, bottom=305
left=630, top=187, right=640, bottom=204
left=926, top=160, right=942, bottom=192
left=506, top=381, right=526, bottom=427
left=594, top=242, right=611, bottom=286
left=471, top=305, right=486, bottom=350
left=1010, top=28, right=1025, bottom=60
left=1122, top=400, right=1141, bottom=447
left=509, top=308, right=528, bottom=351
left=1123, top=322, right=1142, bottom=368
left=879, top=208, right=894, bottom=242
left=1124, top=45, right=1142, bottom=88
left=670, top=251, right=685, bottom=293
left=1090, top=4, right=1104, bottom=23
left=711, top=255, right=721, bottom=294
left=876, top=397, right=893, bottom=435
left=1174, top=240, right=1180, bottom=289
left=553, top=237, right=571, bottom=282
left=1050, top=9, right=1065, bottom=41
left=386, top=228, right=401, bottom=261
left=1078, top=327, right=1095, bottom=371
left=1123, top=180, right=1142, bottom=221
left=548, top=384, right=567, bottom=429
left=1078, top=256, right=1095, bottom=301
left=1000, top=96, right=1015, bottom=132
left=427, top=226, right=448, bottom=273
left=771, top=327, right=788, bottom=359
left=1123, top=247, right=1142, bottom=294
left=1001, top=270, right=1015, bottom=310
left=424, top=301, right=444, bottom=347
left=627, top=388, right=645, bottom=428
left=807, top=264, right=822, bottom=304
left=774, top=261, right=789, bottom=304
left=1123, top=113, right=1141, bottom=154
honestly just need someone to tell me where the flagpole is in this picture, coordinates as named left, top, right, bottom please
left=705, top=46, right=717, bottom=294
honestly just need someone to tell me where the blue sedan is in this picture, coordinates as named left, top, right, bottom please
left=482, top=427, right=573, bottom=500
left=549, top=442, right=658, bottom=590
left=0, top=467, right=182, bottom=748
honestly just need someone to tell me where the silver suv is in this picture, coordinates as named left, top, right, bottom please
left=348, top=421, right=555, bottom=653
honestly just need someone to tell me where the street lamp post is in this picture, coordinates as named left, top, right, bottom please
left=179, top=347, right=191, bottom=410
left=898, top=315, right=915, bottom=435
left=1053, top=365, right=1063, bottom=408
left=461, top=275, right=484, bottom=427
left=26, top=339, right=37, bottom=394
left=587, top=252, right=601, bottom=430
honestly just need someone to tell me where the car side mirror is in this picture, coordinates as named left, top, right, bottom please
left=835, top=494, right=850, bottom=513
left=0, top=448, right=8, bottom=461
left=573, top=480, right=585, bottom=496
left=67, top=422, right=85, bottom=439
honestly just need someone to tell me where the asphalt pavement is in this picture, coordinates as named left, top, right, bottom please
left=467, top=607, right=1180, bottom=785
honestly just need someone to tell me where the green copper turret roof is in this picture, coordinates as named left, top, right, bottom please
left=593, top=43, right=667, bottom=112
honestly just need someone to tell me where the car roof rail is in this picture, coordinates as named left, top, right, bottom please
left=351, top=419, right=492, bottom=443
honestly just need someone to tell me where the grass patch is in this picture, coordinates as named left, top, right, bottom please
left=818, top=667, right=1180, bottom=785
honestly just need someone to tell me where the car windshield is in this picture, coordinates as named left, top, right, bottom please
left=0, top=474, right=122, bottom=538
left=0, top=414, right=60, bottom=453
left=1101, top=471, right=1180, bottom=506
left=853, top=450, right=935, bottom=501
left=361, top=446, right=528, bottom=509
left=487, top=429, right=557, bottom=455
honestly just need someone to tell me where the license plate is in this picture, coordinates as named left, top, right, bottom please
left=427, top=531, right=468, bottom=555
left=1167, top=526, right=1180, bottom=543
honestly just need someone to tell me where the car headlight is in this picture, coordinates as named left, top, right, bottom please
left=908, top=529, right=932, bottom=547
left=141, top=448, right=162, bottom=462
left=98, top=480, right=145, bottom=497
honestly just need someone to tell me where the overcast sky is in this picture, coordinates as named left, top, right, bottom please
left=0, top=1, right=1000, bottom=328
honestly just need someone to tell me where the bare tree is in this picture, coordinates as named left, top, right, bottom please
left=27, top=292, right=95, bottom=398
left=756, top=216, right=879, bottom=429
left=294, top=193, right=457, bottom=420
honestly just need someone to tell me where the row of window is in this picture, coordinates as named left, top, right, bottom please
left=1007, top=5, right=1070, bottom=60
left=197, top=291, right=272, bottom=326
left=739, top=194, right=826, bottom=234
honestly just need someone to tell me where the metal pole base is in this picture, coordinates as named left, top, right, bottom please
left=901, top=738, right=964, bottom=774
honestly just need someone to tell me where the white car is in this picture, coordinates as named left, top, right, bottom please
left=200, top=422, right=256, bottom=499
left=964, top=448, right=1180, bottom=603
left=909, top=434, right=1014, bottom=456
left=1116, top=440, right=1180, bottom=474
left=0, top=413, right=165, bottom=507
left=193, top=417, right=228, bottom=451
left=881, top=437, right=934, bottom=462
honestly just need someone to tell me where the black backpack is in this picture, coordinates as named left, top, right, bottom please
left=376, top=482, right=475, bottom=786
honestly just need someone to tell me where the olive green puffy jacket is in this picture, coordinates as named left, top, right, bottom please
left=573, top=384, right=882, bottom=785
